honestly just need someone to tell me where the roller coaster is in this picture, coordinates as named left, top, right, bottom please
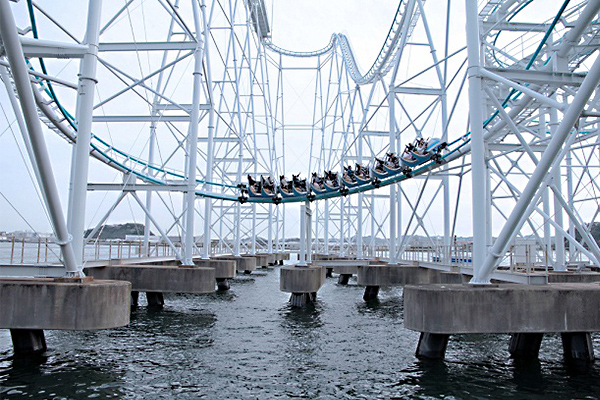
left=2, top=0, right=600, bottom=282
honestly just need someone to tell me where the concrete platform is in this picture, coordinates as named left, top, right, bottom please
left=256, top=253, right=277, bottom=266
left=252, top=254, right=269, bottom=268
left=0, top=278, right=130, bottom=330
left=86, top=265, right=215, bottom=293
left=404, top=283, right=600, bottom=334
left=215, top=255, right=257, bottom=273
left=195, top=259, right=236, bottom=279
left=280, top=265, right=326, bottom=293
left=357, top=264, right=444, bottom=286
left=548, top=271, right=600, bottom=283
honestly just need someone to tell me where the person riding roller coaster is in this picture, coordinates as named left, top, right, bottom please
left=385, top=152, right=400, bottom=169
left=355, top=163, right=369, bottom=179
left=248, top=174, right=261, bottom=193
left=292, top=173, right=307, bottom=192
left=343, top=165, right=356, bottom=183
left=415, top=138, right=427, bottom=155
left=401, top=143, right=417, bottom=162
left=260, top=175, right=276, bottom=195
left=311, top=172, right=324, bottom=190
left=280, top=175, right=293, bottom=194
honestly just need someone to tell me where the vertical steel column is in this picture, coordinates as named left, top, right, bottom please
left=566, top=149, right=575, bottom=261
left=339, top=197, right=345, bottom=256
left=67, top=0, right=103, bottom=266
left=307, top=201, right=313, bottom=263
left=389, top=88, right=397, bottom=264
left=201, top=0, right=216, bottom=259
left=324, top=199, right=329, bottom=254
left=540, top=110, right=553, bottom=264
left=0, top=0, right=79, bottom=274
left=298, top=202, right=307, bottom=266
left=268, top=204, right=273, bottom=253
left=182, top=0, right=206, bottom=265
left=465, top=0, right=487, bottom=281
left=357, top=128, right=364, bottom=258
left=550, top=103, right=566, bottom=270
left=475, top=50, right=600, bottom=282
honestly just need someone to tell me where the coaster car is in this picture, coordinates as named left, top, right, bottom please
left=247, top=174, right=277, bottom=198
left=400, top=138, right=447, bottom=169
left=311, top=171, right=340, bottom=194
left=292, top=173, right=308, bottom=196
left=279, top=175, right=294, bottom=197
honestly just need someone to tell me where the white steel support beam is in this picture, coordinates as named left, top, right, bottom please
left=474, top=50, right=600, bottom=283
left=389, top=89, right=397, bottom=264
left=182, top=0, right=205, bottom=265
left=299, top=202, right=307, bottom=266
left=0, top=0, right=79, bottom=274
left=465, top=0, right=487, bottom=280
left=201, top=0, right=216, bottom=259
left=67, top=0, right=103, bottom=267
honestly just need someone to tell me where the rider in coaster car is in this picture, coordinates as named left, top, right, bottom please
left=415, top=138, right=427, bottom=155
left=402, top=144, right=416, bottom=162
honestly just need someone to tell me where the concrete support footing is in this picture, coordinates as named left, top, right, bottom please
left=357, top=264, right=441, bottom=287
left=216, top=278, right=230, bottom=291
left=0, top=278, right=130, bottom=330
left=146, top=292, right=164, bottom=308
left=338, top=274, right=351, bottom=285
left=405, top=283, right=600, bottom=362
left=289, top=292, right=317, bottom=307
left=215, top=255, right=256, bottom=274
left=86, top=265, right=215, bottom=294
left=416, top=332, right=449, bottom=359
left=363, top=285, right=379, bottom=301
left=10, top=329, right=47, bottom=354
left=509, top=333, right=544, bottom=359
left=280, top=265, right=326, bottom=300
left=131, top=291, right=139, bottom=307
left=562, top=332, right=594, bottom=362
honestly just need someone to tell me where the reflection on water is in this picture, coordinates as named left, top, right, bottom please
left=2, top=267, right=600, bottom=399
left=1, top=349, right=125, bottom=398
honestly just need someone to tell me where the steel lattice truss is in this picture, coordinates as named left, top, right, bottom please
left=1, top=0, right=600, bottom=282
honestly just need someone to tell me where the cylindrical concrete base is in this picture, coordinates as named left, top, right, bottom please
left=0, top=278, right=131, bottom=330
left=289, top=292, right=317, bottom=307
left=10, top=329, right=47, bottom=354
left=131, top=291, right=139, bottom=308
left=562, top=332, right=595, bottom=362
left=338, top=274, right=351, bottom=285
left=216, top=278, right=231, bottom=291
left=146, top=292, right=164, bottom=308
left=363, top=285, right=379, bottom=301
left=509, top=333, right=544, bottom=359
left=280, top=265, right=326, bottom=293
left=416, top=332, right=449, bottom=359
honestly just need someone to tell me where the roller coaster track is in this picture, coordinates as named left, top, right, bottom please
left=13, top=0, right=599, bottom=205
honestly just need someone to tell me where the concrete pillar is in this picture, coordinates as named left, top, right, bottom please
left=416, top=332, right=449, bottom=359
left=131, top=291, right=140, bottom=308
left=561, top=332, right=594, bottom=362
left=216, top=278, right=230, bottom=291
left=10, top=329, right=47, bottom=354
left=289, top=292, right=317, bottom=307
left=338, top=274, right=351, bottom=285
left=509, top=333, right=544, bottom=359
left=146, top=292, right=165, bottom=308
left=363, top=285, right=380, bottom=301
